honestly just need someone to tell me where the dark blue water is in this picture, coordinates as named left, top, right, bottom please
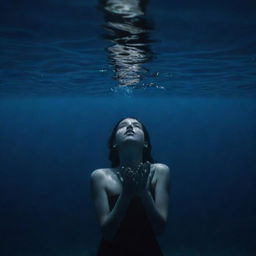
left=0, top=1, right=256, bottom=256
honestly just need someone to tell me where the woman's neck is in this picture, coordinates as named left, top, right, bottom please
left=118, top=147, right=143, bottom=170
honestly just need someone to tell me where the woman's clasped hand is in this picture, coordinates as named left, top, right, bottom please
left=116, top=161, right=155, bottom=196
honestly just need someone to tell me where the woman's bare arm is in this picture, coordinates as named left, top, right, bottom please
left=90, top=169, right=132, bottom=241
left=139, top=164, right=170, bottom=235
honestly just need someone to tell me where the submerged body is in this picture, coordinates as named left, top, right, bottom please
left=90, top=118, right=170, bottom=256
left=97, top=194, right=163, bottom=256
left=92, top=164, right=169, bottom=256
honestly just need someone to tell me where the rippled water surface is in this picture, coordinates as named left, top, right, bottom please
left=0, top=0, right=255, bottom=97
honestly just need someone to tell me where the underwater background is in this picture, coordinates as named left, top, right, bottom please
left=0, top=0, right=256, bottom=255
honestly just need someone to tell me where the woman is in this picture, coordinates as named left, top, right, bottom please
left=90, top=117, right=170, bottom=256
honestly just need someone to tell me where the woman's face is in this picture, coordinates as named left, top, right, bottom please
left=114, top=118, right=146, bottom=149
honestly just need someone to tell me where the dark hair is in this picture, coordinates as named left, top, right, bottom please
left=108, top=117, right=155, bottom=168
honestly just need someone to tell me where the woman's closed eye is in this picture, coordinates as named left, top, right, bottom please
left=119, top=124, right=141, bottom=129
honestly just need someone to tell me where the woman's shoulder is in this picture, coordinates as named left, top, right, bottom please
left=152, top=163, right=171, bottom=179
left=90, top=168, right=116, bottom=182
left=90, top=168, right=120, bottom=194
left=152, top=163, right=170, bottom=171
left=91, top=168, right=109, bottom=177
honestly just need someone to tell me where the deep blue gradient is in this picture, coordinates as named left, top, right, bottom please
left=0, top=1, right=256, bottom=256
left=1, top=97, right=256, bottom=256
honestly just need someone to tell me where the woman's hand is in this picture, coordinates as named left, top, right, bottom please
left=116, top=161, right=155, bottom=197
left=136, top=161, right=155, bottom=195
left=116, top=166, right=139, bottom=197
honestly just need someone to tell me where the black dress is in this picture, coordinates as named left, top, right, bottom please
left=97, top=189, right=164, bottom=256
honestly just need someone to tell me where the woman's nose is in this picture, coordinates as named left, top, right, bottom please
left=127, top=124, right=133, bottom=130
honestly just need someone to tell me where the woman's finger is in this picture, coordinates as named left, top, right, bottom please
left=116, top=171, right=121, bottom=181
left=140, top=165, right=148, bottom=186
left=146, top=170, right=152, bottom=189
left=116, top=170, right=123, bottom=183
left=146, top=168, right=155, bottom=190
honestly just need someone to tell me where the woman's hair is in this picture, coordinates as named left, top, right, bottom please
left=108, top=117, right=155, bottom=168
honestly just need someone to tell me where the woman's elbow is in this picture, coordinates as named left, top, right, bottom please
left=154, top=216, right=167, bottom=236
left=155, top=223, right=165, bottom=236
left=101, top=221, right=116, bottom=241
left=101, top=229, right=114, bottom=241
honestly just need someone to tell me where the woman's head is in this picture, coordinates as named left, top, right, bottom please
left=108, top=117, right=155, bottom=167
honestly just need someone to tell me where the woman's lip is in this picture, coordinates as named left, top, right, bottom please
left=125, top=131, right=135, bottom=135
